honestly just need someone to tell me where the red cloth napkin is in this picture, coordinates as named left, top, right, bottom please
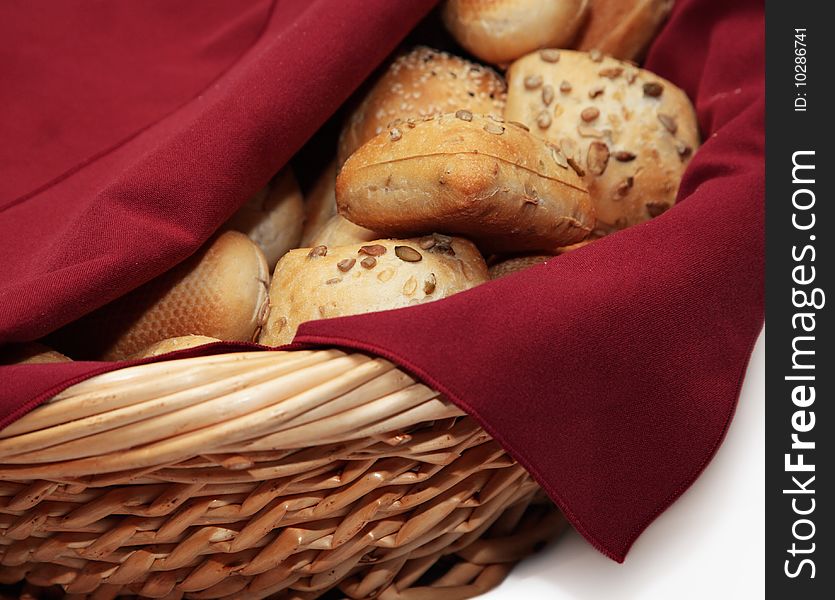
left=0, top=0, right=763, bottom=563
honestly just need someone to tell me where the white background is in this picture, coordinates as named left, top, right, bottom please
left=485, top=331, right=765, bottom=600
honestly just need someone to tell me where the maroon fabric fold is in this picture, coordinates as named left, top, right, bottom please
left=0, top=0, right=763, bottom=563
left=0, top=0, right=438, bottom=342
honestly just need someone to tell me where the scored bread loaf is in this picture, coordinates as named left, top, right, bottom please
left=504, top=49, right=699, bottom=234
left=53, top=231, right=270, bottom=360
left=259, top=236, right=488, bottom=346
left=336, top=112, right=594, bottom=253
left=337, top=46, right=506, bottom=166
left=575, top=0, right=674, bottom=62
left=300, top=159, right=338, bottom=246
left=223, top=168, right=304, bottom=268
left=310, top=215, right=379, bottom=247
left=442, top=0, right=589, bottom=66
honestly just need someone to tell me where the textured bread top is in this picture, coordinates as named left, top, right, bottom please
left=338, top=46, right=506, bottom=166
left=505, top=49, right=699, bottom=233
left=259, top=236, right=488, bottom=346
left=442, top=0, right=589, bottom=65
left=336, top=111, right=594, bottom=252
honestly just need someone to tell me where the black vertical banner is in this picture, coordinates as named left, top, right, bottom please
left=765, top=2, right=833, bottom=598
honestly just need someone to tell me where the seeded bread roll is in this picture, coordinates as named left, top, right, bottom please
left=310, top=215, right=379, bottom=247
left=300, top=160, right=338, bottom=246
left=259, top=236, right=488, bottom=346
left=442, top=0, right=589, bottom=66
left=130, top=335, right=221, bottom=359
left=54, top=231, right=270, bottom=360
left=575, top=0, right=674, bottom=62
left=337, top=46, right=506, bottom=166
left=224, top=169, right=304, bottom=269
left=504, top=49, right=699, bottom=234
left=336, top=112, right=594, bottom=253
left=0, top=342, right=72, bottom=365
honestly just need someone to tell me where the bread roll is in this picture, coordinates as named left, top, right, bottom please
left=259, top=236, right=488, bottom=346
left=489, top=255, right=553, bottom=279
left=504, top=49, right=699, bottom=234
left=224, top=169, right=304, bottom=268
left=300, top=160, right=338, bottom=246
left=130, top=335, right=221, bottom=359
left=575, top=0, right=674, bottom=62
left=489, top=234, right=601, bottom=279
left=55, top=231, right=270, bottom=360
left=0, top=342, right=71, bottom=365
left=336, top=112, right=594, bottom=253
left=310, top=215, right=379, bottom=247
left=337, top=46, right=506, bottom=166
left=557, top=235, right=600, bottom=253
left=442, top=0, right=589, bottom=65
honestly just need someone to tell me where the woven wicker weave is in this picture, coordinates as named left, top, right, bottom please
left=0, top=350, right=564, bottom=599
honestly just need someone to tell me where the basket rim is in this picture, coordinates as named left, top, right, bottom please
left=0, top=349, right=464, bottom=479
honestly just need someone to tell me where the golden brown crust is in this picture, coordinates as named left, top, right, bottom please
left=337, top=46, right=506, bottom=166
left=129, top=335, right=221, bottom=359
left=300, top=159, right=338, bottom=246
left=310, top=215, right=379, bottom=247
left=442, top=0, right=589, bottom=65
left=504, top=49, right=699, bottom=234
left=489, top=233, right=601, bottom=279
left=56, top=231, right=271, bottom=360
left=575, top=0, right=674, bottom=62
left=488, top=254, right=554, bottom=279
left=223, top=169, right=304, bottom=268
left=259, top=236, right=488, bottom=346
left=336, top=112, right=593, bottom=253
left=556, top=235, right=601, bottom=253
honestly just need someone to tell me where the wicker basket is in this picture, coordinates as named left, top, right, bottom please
left=0, top=349, right=564, bottom=599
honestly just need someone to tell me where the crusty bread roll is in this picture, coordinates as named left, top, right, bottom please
left=504, top=49, right=699, bottom=234
left=442, top=0, right=589, bottom=66
left=55, top=231, right=270, bottom=360
left=300, top=160, right=338, bottom=246
left=489, top=234, right=601, bottom=279
left=0, top=342, right=72, bottom=365
left=224, top=169, right=304, bottom=268
left=557, top=235, right=600, bottom=253
left=259, top=236, right=488, bottom=346
left=337, top=46, right=506, bottom=166
left=489, top=255, right=554, bottom=279
left=575, top=0, right=674, bottom=62
left=310, top=215, right=379, bottom=247
left=130, top=335, right=221, bottom=359
left=336, top=112, right=594, bottom=253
